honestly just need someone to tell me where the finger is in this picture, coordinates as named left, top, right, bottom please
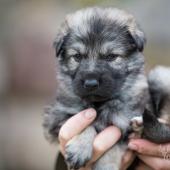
left=158, top=118, right=169, bottom=125
left=90, top=126, right=121, bottom=163
left=59, top=108, right=96, bottom=153
left=128, top=139, right=170, bottom=158
left=138, top=154, right=170, bottom=170
left=135, top=161, right=152, bottom=170
left=79, top=167, right=91, bottom=170
left=120, top=150, right=136, bottom=170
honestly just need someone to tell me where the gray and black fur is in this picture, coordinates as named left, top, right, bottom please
left=43, top=7, right=149, bottom=170
left=142, top=66, right=170, bottom=143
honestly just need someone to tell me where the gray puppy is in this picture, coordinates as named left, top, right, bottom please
left=128, top=66, right=170, bottom=169
left=43, top=7, right=149, bottom=170
left=136, top=66, right=170, bottom=143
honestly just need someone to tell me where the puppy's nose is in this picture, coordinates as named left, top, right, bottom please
left=84, top=79, right=99, bottom=90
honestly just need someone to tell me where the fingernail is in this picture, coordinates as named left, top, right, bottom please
left=84, top=109, right=96, bottom=119
left=128, top=143, right=138, bottom=150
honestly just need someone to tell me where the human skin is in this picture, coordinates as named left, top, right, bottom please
left=128, top=139, right=170, bottom=170
left=58, top=108, right=135, bottom=170
left=58, top=108, right=170, bottom=170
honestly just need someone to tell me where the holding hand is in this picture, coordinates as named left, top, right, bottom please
left=58, top=109, right=133, bottom=170
left=128, top=139, right=170, bottom=170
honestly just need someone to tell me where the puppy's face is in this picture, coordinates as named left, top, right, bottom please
left=55, top=8, right=146, bottom=102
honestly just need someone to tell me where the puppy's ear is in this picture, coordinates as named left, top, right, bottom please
left=53, top=22, right=69, bottom=57
left=127, top=20, right=146, bottom=52
left=110, top=9, right=146, bottom=52
left=53, top=32, right=67, bottom=57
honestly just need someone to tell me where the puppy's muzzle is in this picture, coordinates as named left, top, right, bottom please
left=73, top=69, right=115, bottom=102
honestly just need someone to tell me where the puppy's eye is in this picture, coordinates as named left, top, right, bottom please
left=102, top=54, right=119, bottom=62
left=72, top=54, right=82, bottom=62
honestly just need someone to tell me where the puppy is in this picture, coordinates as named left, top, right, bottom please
left=43, top=7, right=149, bottom=170
left=133, top=66, right=170, bottom=143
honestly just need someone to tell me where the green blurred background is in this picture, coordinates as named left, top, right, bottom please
left=0, top=0, right=170, bottom=170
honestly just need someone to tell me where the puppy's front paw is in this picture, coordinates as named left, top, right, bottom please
left=130, top=116, right=143, bottom=137
left=65, top=136, right=93, bottom=169
left=130, top=116, right=143, bottom=131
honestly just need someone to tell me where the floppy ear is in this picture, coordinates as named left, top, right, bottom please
left=127, top=19, right=146, bottom=52
left=53, top=21, right=69, bottom=57
left=109, top=9, right=146, bottom=52
left=53, top=33, right=65, bottom=57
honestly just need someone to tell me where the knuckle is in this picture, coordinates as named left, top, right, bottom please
left=156, top=149, right=162, bottom=157
left=122, top=155, right=129, bottom=164
left=58, top=128, right=69, bottom=143
left=138, top=146, right=145, bottom=154
left=93, top=141, right=105, bottom=153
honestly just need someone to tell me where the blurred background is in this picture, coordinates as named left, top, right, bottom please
left=0, top=0, right=170, bottom=170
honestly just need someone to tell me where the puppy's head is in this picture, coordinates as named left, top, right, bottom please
left=54, top=7, right=146, bottom=102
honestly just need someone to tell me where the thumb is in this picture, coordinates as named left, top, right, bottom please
left=59, top=108, right=96, bottom=146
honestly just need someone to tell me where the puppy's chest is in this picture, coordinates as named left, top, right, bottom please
left=92, top=100, right=131, bottom=135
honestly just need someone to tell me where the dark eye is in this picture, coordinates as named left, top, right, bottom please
left=102, top=54, right=119, bottom=62
left=72, top=54, right=82, bottom=62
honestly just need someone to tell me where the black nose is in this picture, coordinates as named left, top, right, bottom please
left=84, top=79, right=99, bottom=90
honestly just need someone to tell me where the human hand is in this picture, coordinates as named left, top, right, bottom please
left=128, top=139, right=170, bottom=170
left=120, top=149, right=136, bottom=170
left=58, top=108, right=132, bottom=170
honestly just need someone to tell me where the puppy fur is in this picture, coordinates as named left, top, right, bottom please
left=43, top=7, right=149, bottom=170
left=142, top=66, right=170, bottom=143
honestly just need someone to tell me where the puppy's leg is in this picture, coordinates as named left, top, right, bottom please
left=65, top=126, right=96, bottom=170
left=130, top=111, right=170, bottom=143
left=143, top=110, right=170, bottom=143
left=43, top=104, right=71, bottom=143
left=92, top=144, right=127, bottom=170
left=43, top=100, right=82, bottom=143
